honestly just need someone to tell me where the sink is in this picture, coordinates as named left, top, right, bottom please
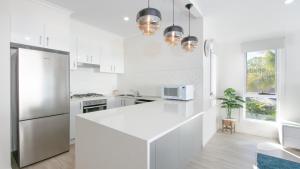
left=135, top=99, right=155, bottom=104
left=118, top=94, right=135, bottom=97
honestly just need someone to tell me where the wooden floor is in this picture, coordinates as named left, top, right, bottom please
left=12, top=145, right=75, bottom=169
left=186, top=132, right=275, bottom=169
left=12, top=132, right=275, bottom=169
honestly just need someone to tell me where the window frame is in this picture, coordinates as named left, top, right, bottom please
left=243, top=49, right=279, bottom=122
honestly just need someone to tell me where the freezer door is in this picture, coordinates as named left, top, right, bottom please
left=19, top=114, right=70, bottom=168
left=18, top=48, right=70, bottom=121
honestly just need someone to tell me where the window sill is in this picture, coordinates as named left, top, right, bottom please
left=243, top=118, right=278, bottom=125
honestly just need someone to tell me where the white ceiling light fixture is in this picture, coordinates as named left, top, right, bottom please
left=284, top=0, right=295, bottom=5
left=123, top=17, right=130, bottom=21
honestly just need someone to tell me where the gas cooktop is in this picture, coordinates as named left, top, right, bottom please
left=71, top=93, right=104, bottom=98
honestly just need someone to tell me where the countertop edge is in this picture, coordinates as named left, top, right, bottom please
left=77, top=110, right=205, bottom=144
left=147, top=111, right=205, bottom=144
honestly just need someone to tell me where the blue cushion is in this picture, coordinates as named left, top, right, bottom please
left=257, top=153, right=300, bottom=169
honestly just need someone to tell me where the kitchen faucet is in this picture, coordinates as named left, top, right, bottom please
left=130, top=89, right=141, bottom=97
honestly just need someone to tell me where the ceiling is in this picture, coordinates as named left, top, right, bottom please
left=198, top=0, right=300, bottom=42
left=46, top=0, right=200, bottom=38
left=46, top=0, right=300, bottom=40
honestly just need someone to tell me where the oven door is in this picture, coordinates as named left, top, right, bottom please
left=83, top=104, right=107, bottom=113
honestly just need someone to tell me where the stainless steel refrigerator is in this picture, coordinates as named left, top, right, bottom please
left=11, top=45, right=70, bottom=168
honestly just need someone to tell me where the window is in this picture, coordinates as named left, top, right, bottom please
left=245, top=49, right=277, bottom=121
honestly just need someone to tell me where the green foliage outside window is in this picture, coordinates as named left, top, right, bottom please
left=246, top=50, right=277, bottom=121
left=247, top=50, right=276, bottom=94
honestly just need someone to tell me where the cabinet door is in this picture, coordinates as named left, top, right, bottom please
left=124, top=98, right=136, bottom=106
left=113, top=40, right=124, bottom=73
left=45, top=23, right=70, bottom=52
left=77, top=38, right=91, bottom=64
left=90, top=41, right=101, bottom=65
left=99, top=43, right=114, bottom=73
left=179, top=115, right=203, bottom=168
left=107, top=97, right=122, bottom=109
left=150, top=115, right=203, bottom=169
left=11, top=0, right=44, bottom=47
left=69, top=37, right=78, bottom=70
left=70, top=101, right=82, bottom=141
left=155, top=129, right=180, bottom=169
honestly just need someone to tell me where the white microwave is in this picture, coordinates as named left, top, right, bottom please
left=161, top=85, right=194, bottom=101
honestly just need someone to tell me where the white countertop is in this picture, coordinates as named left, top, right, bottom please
left=77, top=99, right=204, bottom=143
left=70, top=95, right=161, bottom=102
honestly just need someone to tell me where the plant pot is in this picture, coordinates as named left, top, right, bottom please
left=222, top=118, right=237, bottom=134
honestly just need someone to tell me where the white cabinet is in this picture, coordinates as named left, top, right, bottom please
left=77, top=38, right=101, bottom=65
left=100, top=39, right=124, bottom=73
left=44, top=22, right=70, bottom=52
left=107, top=97, right=122, bottom=109
left=70, top=100, right=82, bottom=142
left=150, top=115, right=203, bottom=169
left=107, top=97, right=136, bottom=109
left=70, top=37, right=78, bottom=70
left=11, top=0, right=71, bottom=51
left=11, top=0, right=45, bottom=47
left=122, top=98, right=136, bottom=106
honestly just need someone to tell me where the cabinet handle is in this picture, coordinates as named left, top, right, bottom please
left=46, top=37, right=49, bottom=46
left=114, top=65, right=116, bottom=72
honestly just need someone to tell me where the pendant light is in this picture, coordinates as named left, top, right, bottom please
left=136, top=0, right=162, bottom=36
left=181, top=4, right=198, bottom=52
left=163, top=0, right=184, bottom=46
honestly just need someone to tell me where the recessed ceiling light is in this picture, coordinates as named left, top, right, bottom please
left=284, top=0, right=294, bottom=5
left=123, top=17, right=130, bottom=21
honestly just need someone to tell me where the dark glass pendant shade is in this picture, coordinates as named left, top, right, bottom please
left=163, top=0, right=184, bottom=46
left=181, top=4, right=198, bottom=52
left=181, top=36, right=198, bottom=52
left=136, top=7, right=162, bottom=36
left=164, top=25, right=184, bottom=46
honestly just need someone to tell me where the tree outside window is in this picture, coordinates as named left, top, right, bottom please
left=246, top=50, right=277, bottom=121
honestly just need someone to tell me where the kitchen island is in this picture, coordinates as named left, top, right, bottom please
left=76, top=99, right=204, bottom=169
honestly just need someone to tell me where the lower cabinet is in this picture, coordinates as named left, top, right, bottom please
left=107, top=97, right=122, bottom=109
left=122, top=98, right=136, bottom=106
left=107, top=97, right=136, bottom=108
left=150, top=115, right=203, bottom=169
left=70, top=100, right=82, bottom=142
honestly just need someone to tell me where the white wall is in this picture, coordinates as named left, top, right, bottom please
left=70, top=68, right=117, bottom=95
left=70, top=19, right=120, bottom=95
left=118, top=19, right=204, bottom=99
left=214, top=40, right=279, bottom=138
left=281, top=30, right=300, bottom=123
left=0, top=0, right=11, bottom=168
left=118, top=18, right=218, bottom=145
left=209, top=31, right=300, bottom=138
left=200, top=0, right=300, bottom=139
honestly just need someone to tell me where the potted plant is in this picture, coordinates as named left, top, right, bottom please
left=218, top=88, right=245, bottom=133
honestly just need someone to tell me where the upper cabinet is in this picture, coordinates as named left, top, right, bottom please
left=100, top=39, right=124, bottom=74
left=70, top=20, right=124, bottom=73
left=11, top=0, right=71, bottom=52
left=77, top=38, right=101, bottom=65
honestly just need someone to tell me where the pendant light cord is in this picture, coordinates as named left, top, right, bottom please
left=172, top=0, right=175, bottom=26
left=188, top=7, right=191, bottom=36
left=148, top=0, right=150, bottom=8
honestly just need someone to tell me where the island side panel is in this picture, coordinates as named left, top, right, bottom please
left=76, top=117, right=148, bottom=169
left=149, top=114, right=203, bottom=169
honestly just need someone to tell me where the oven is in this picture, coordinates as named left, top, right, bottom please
left=82, top=99, right=107, bottom=113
